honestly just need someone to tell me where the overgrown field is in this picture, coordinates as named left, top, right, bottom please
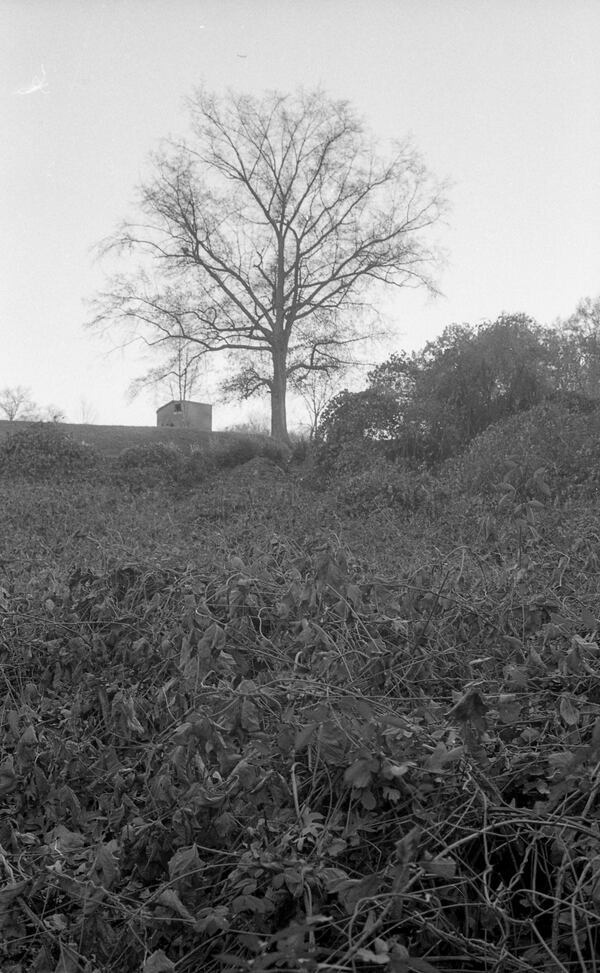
left=1, top=418, right=600, bottom=972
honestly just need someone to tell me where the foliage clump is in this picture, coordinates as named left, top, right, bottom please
left=331, top=456, right=444, bottom=517
left=317, top=312, right=600, bottom=469
left=189, top=433, right=290, bottom=476
left=448, top=399, right=600, bottom=500
left=0, top=423, right=99, bottom=479
left=112, top=441, right=187, bottom=488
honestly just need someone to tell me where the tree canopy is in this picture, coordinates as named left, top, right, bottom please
left=91, top=87, right=446, bottom=440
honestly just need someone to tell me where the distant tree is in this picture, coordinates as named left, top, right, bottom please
left=292, top=366, right=349, bottom=441
left=554, top=296, right=600, bottom=399
left=129, top=338, right=207, bottom=405
left=78, top=398, right=98, bottom=424
left=0, top=386, right=37, bottom=421
left=34, top=405, right=65, bottom=423
left=91, top=86, right=446, bottom=442
left=226, top=418, right=271, bottom=437
left=0, top=388, right=64, bottom=424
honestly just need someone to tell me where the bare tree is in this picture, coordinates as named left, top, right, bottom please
left=226, top=404, right=271, bottom=436
left=0, top=386, right=37, bottom=421
left=128, top=338, right=207, bottom=404
left=555, top=296, right=600, bottom=399
left=39, top=405, right=65, bottom=423
left=79, top=398, right=98, bottom=424
left=0, top=387, right=64, bottom=423
left=292, top=367, right=348, bottom=441
left=91, top=87, right=446, bottom=441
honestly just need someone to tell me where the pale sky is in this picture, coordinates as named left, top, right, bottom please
left=1, top=0, right=599, bottom=428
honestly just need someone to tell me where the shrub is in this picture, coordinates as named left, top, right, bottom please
left=316, top=387, right=402, bottom=444
left=188, top=433, right=290, bottom=476
left=112, top=442, right=187, bottom=489
left=0, top=424, right=99, bottom=479
left=289, top=435, right=310, bottom=465
left=446, top=400, right=600, bottom=499
left=331, top=455, right=442, bottom=516
left=309, top=432, right=414, bottom=486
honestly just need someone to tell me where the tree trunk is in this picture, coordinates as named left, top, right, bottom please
left=270, top=346, right=289, bottom=443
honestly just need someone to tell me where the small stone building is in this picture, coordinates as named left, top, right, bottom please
left=156, top=400, right=212, bottom=430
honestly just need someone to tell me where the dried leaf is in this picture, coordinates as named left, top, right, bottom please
left=424, top=742, right=464, bottom=773
left=0, top=757, right=17, bottom=796
left=580, top=607, right=598, bottom=632
left=143, top=950, right=176, bottom=973
left=356, top=947, right=389, bottom=964
left=240, top=697, right=260, bottom=732
left=344, top=757, right=377, bottom=789
left=497, top=699, right=522, bottom=724
left=53, top=942, right=81, bottom=973
left=447, top=690, right=488, bottom=731
left=0, top=880, right=28, bottom=911
left=559, top=695, right=580, bottom=726
left=526, top=646, right=546, bottom=670
left=566, top=641, right=585, bottom=674
left=395, top=826, right=421, bottom=866
left=155, top=887, right=195, bottom=923
left=420, top=857, right=456, bottom=879
left=92, top=843, right=119, bottom=890
left=294, top=723, right=317, bottom=750
left=168, top=844, right=202, bottom=890
left=49, top=825, right=87, bottom=857
left=335, top=872, right=383, bottom=913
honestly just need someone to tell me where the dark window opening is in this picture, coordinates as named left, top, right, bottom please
left=174, top=403, right=183, bottom=413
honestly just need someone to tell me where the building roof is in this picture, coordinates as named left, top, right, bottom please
left=156, top=400, right=212, bottom=410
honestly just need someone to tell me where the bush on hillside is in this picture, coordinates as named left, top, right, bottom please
left=447, top=400, right=600, bottom=500
left=189, top=433, right=289, bottom=475
left=314, top=388, right=402, bottom=461
left=323, top=453, right=443, bottom=517
left=289, top=434, right=310, bottom=465
left=309, top=429, right=421, bottom=488
left=0, top=424, right=99, bottom=479
left=249, top=434, right=291, bottom=466
left=112, top=442, right=187, bottom=489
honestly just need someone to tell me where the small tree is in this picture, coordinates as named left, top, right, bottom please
left=0, top=388, right=65, bottom=424
left=554, top=296, right=600, bottom=399
left=292, top=367, right=349, bottom=441
left=39, top=405, right=65, bottom=423
left=79, top=398, right=98, bottom=424
left=91, top=87, right=446, bottom=442
left=0, top=386, right=37, bottom=421
left=129, top=338, right=207, bottom=405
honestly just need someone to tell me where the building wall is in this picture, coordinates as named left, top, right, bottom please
left=156, top=401, right=212, bottom=430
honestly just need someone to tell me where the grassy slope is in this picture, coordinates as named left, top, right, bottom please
left=0, top=420, right=242, bottom=457
left=0, top=453, right=600, bottom=972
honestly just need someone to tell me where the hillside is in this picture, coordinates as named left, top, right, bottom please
left=0, top=420, right=235, bottom=457
left=0, top=413, right=599, bottom=972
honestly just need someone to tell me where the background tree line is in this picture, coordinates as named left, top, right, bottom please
left=0, top=386, right=64, bottom=424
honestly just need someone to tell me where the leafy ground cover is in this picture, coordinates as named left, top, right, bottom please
left=1, top=422, right=600, bottom=972
left=0, top=421, right=273, bottom=459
